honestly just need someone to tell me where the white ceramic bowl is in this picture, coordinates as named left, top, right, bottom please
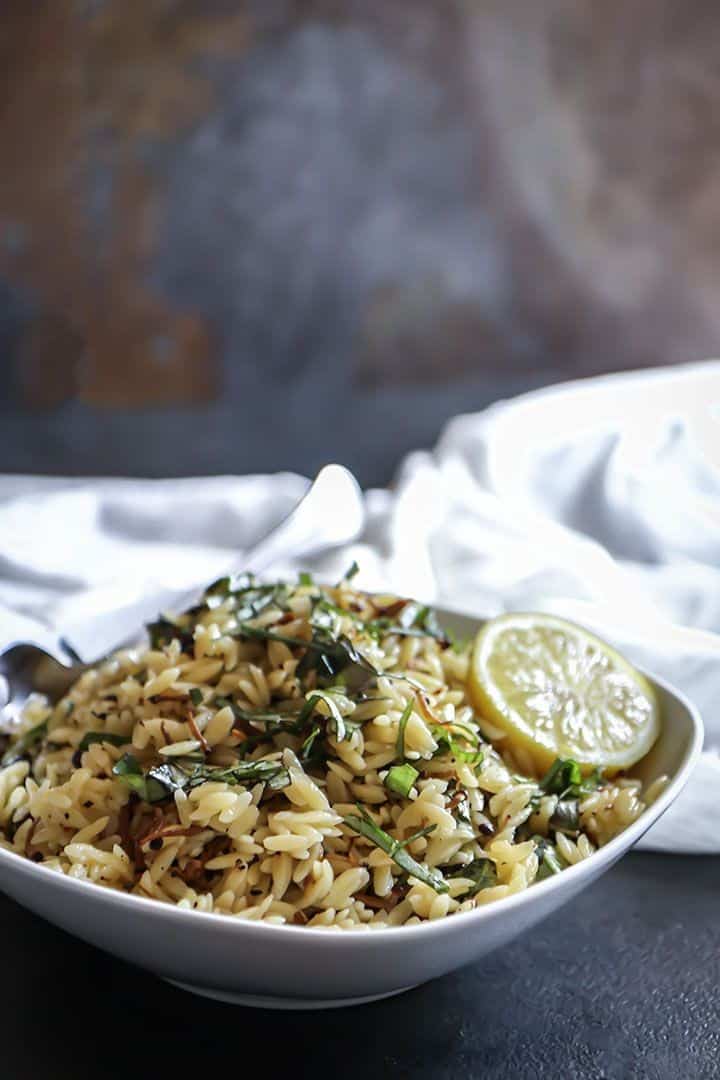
left=0, top=609, right=703, bottom=1009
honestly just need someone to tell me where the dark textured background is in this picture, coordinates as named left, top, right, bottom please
left=3, top=2, right=720, bottom=483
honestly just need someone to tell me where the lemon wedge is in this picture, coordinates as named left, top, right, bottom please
left=469, top=613, right=660, bottom=773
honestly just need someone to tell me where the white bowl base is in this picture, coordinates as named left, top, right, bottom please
left=165, top=978, right=417, bottom=1009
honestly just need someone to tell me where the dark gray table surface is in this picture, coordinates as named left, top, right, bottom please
left=2, top=852, right=717, bottom=1080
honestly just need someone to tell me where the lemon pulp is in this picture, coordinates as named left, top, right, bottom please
left=468, top=613, right=660, bottom=773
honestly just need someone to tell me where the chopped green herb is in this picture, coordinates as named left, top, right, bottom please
left=146, top=616, right=194, bottom=652
left=368, top=602, right=449, bottom=644
left=534, top=836, right=565, bottom=879
left=113, top=752, right=290, bottom=803
left=191, top=759, right=290, bottom=790
left=309, top=690, right=348, bottom=741
left=236, top=621, right=380, bottom=692
left=337, top=561, right=360, bottom=585
left=395, top=700, right=413, bottom=759
left=314, top=598, right=358, bottom=622
left=1, top=720, right=48, bottom=767
left=298, top=571, right=314, bottom=587
left=234, top=587, right=290, bottom=622
left=112, top=754, right=169, bottom=803
left=77, top=731, right=129, bottom=753
left=366, top=608, right=446, bottom=643
left=342, top=805, right=448, bottom=893
left=310, top=603, right=339, bottom=636
left=578, top=767, right=604, bottom=796
left=538, top=758, right=603, bottom=798
left=297, top=693, right=323, bottom=726
left=232, top=734, right=271, bottom=757
left=215, top=697, right=305, bottom=735
left=204, top=575, right=232, bottom=598
left=214, top=694, right=342, bottom=747
left=385, top=763, right=419, bottom=797
left=188, top=688, right=204, bottom=707
left=183, top=602, right=210, bottom=619
left=539, top=757, right=582, bottom=794
left=300, top=725, right=323, bottom=762
left=204, top=572, right=256, bottom=598
left=145, top=761, right=190, bottom=795
left=203, top=578, right=290, bottom=622
left=550, top=799, right=580, bottom=834
left=447, top=858, right=497, bottom=897
left=298, top=629, right=377, bottom=692
left=431, top=725, right=483, bottom=768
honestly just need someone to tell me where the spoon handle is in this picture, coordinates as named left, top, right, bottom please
left=244, top=464, right=364, bottom=575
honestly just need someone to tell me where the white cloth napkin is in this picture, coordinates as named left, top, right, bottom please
left=2, top=361, right=719, bottom=853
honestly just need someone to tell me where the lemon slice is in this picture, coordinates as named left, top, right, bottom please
left=469, top=613, right=660, bottom=772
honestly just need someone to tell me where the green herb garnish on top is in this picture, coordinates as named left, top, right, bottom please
left=342, top=804, right=448, bottom=894
left=1, top=720, right=48, bottom=767
left=112, top=753, right=290, bottom=804
left=384, top=763, right=419, bottom=798
left=538, top=757, right=603, bottom=799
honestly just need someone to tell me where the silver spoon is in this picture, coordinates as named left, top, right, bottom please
left=0, top=464, right=364, bottom=722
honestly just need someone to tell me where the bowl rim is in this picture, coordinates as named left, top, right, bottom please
left=0, top=628, right=704, bottom=947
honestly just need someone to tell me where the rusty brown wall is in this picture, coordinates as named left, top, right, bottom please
left=1, top=1, right=719, bottom=479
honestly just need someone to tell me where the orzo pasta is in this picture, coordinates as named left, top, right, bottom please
left=0, top=573, right=661, bottom=928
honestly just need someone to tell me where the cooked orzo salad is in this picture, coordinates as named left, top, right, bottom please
left=0, top=569, right=664, bottom=928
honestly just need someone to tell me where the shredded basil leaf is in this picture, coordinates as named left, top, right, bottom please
left=234, top=623, right=377, bottom=693
left=112, top=753, right=169, bottom=803
left=395, top=700, right=413, bottom=759
left=195, top=760, right=290, bottom=790
left=385, top=763, right=419, bottom=797
left=215, top=697, right=306, bottom=735
left=447, top=858, right=497, bottom=897
left=431, top=725, right=483, bottom=768
left=300, top=725, right=323, bottom=762
left=204, top=575, right=233, bottom=598
left=298, top=630, right=377, bottom=692
left=189, top=688, right=204, bottom=707
left=309, top=690, right=348, bottom=741
left=146, top=616, right=194, bottom=652
left=145, top=761, right=190, bottom=795
left=539, top=757, right=582, bottom=794
left=534, top=836, right=565, bottom=879
left=204, top=573, right=260, bottom=598
left=337, top=561, right=360, bottom=585
left=314, top=598, right=359, bottom=622
left=550, top=799, right=580, bottom=834
left=1, top=720, right=48, bottom=767
left=539, top=758, right=603, bottom=798
left=297, top=693, right=323, bottom=726
left=368, top=602, right=449, bottom=644
left=113, top=752, right=290, bottom=803
left=343, top=805, right=448, bottom=893
left=214, top=692, right=343, bottom=746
